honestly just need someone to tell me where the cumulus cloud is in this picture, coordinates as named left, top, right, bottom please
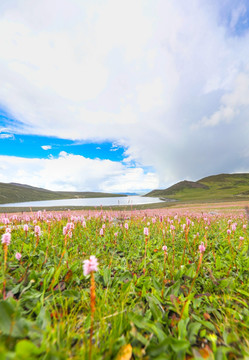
left=0, top=153, right=159, bottom=193
left=0, top=0, right=249, bottom=190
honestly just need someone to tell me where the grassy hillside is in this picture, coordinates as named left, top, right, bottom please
left=146, top=173, right=249, bottom=202
left=0, top=182, right=125, bottom=204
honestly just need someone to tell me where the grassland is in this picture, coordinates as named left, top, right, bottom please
left=146, top=173, right=249, bottom=202
left=0, top=206, right=249, bottom=359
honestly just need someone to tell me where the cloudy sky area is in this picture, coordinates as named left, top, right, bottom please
left=0, top=0, right=249, bottom=193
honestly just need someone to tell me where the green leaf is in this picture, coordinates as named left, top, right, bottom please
left=15, top=340, right=43, bottom=359
left=188, top=322, right=202, bottom=344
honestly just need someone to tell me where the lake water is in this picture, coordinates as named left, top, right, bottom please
left=0, top=195, right=164, bottom=208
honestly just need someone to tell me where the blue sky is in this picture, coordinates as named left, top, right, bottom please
left=0, top=0, right=249, bottom=193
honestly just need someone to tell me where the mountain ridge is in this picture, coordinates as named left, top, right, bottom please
left=145, top=173, right=249, bottom=202
left=0, top=182, right=125, bottom=204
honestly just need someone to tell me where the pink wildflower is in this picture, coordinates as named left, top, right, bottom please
left=144, top=227, right=149, bottom=236
left=239, top=236, right=244, bottom=241
left=83, top=255, right=99, bottom=276
left=99, top=228, right=104, bottom=236
left=227, top=229, right=231, bottom=235
left=124, top=223, right=129, bottom=230
left=15, top=252, right=22, bottom=261
left=34, top=225, right=41, bottom=236
left=23, top=224, right=29, bottom=232
left=243, top=224, right=247, bottom=229
left=114, top=232, right=118, bottom=237
left=63, top=226, right=67, bottom=235
left=199, top=241, right=206, bottom=253
left=1, top=233, right=11, bottom=246
left=6, top=227, right=11, bottom=233
left=162, top=245, right=167, bottom=252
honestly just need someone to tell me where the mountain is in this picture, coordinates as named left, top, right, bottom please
left=0, top=182, right=125, bottom=204
left=145, top=173, right=249, bottom=202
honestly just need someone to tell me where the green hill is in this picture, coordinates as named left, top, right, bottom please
left=0, top=182, right=125, bottom=204
left=145, top=173, right=249, bottom=202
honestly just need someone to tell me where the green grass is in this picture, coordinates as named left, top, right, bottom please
left=0, top=208, right=249, bottom=359
left=146, top=173, right=249, bottom=202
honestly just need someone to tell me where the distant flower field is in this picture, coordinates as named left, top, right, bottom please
left=0, top=207, right=249, bottom=359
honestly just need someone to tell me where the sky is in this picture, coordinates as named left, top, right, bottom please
left=0, top=0, right=249, bottom=194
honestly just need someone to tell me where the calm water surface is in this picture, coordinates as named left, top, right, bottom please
left=0, top=196, right=164, bottom=208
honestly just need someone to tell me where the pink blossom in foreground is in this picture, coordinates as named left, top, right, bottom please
left=15, top=252, right=22, bottom=260
left=114, top=232, right=118, bottom=237
left=227, top=229, right=231, bottom=235
left=99, top=228, right=104, bottom=236
left=23, top=224, right=29, bottom=232
left=199, top=241, right=206, bottom=253
left=162, top=245, right=167, bottom=252
left=34, top=225, right=41, bottom=236
left=124, top=223, right=129, bottom=230
left=144, top=227, right=149, bottom=236
left=83, top=255, right=99, bottom=276
left=1, top=233, right=11, bottom=246
left=243, top=224, right=247, bottom=229
left=239, top=236, right=244, bottom=241
left=6, top=227, right=11, bottom=233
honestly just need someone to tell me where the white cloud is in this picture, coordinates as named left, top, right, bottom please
left=0, top=1, right=249, bottom=189
left=0, top=153, right=159, bottom=193
left=0, top=133, right=15, bottom=139
left=41, top=145, right=51, bottom=150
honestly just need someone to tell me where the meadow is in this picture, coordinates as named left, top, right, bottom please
left=0, top=205, right=249, bottom=359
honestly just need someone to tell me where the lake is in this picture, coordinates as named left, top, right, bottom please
left=0, top=195, right=164, bottom=208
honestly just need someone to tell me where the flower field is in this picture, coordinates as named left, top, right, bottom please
left=1, top=207, right=249, bottom=359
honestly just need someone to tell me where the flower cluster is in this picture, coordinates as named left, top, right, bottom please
left=83, top=255, right=99, bottom=276
left=1, top=232, right=11, bottom=246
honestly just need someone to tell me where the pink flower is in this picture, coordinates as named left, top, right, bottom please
left=114, top=232, right=118, bottom=237
left=124, top=223, right=129, bottom=230
left=15, top=252, right=22, bottom=261
left=239, top=236, right=244, bottom=241
left=227, top=229, right=231, bottom=235
left=83, top=255, right=99, bottom=276
left=199, top=241, right=206, bottom=253
left=243, top=224, right=247, bottom=229
left=182, top=224, right=186, bottom=230
left=63, top=226, right=67, bottom=235
left=82, top=221, right=86, bottom=228
left=144, top=227, right=149, bottom=236
left=23, top=224, right=29, bottom=232
left=162, top=245, right=167, bottom=252
left=99, top=228, right=104, bottom=236
left=1, top=233, right=11, bottom=246
left=34, top=225, right=41, bottom=236
left=6, top=227, right=11, bottom=233
left=231, top=224, right=237, bottom=232
left=170, top=225, right=175, bottom=231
